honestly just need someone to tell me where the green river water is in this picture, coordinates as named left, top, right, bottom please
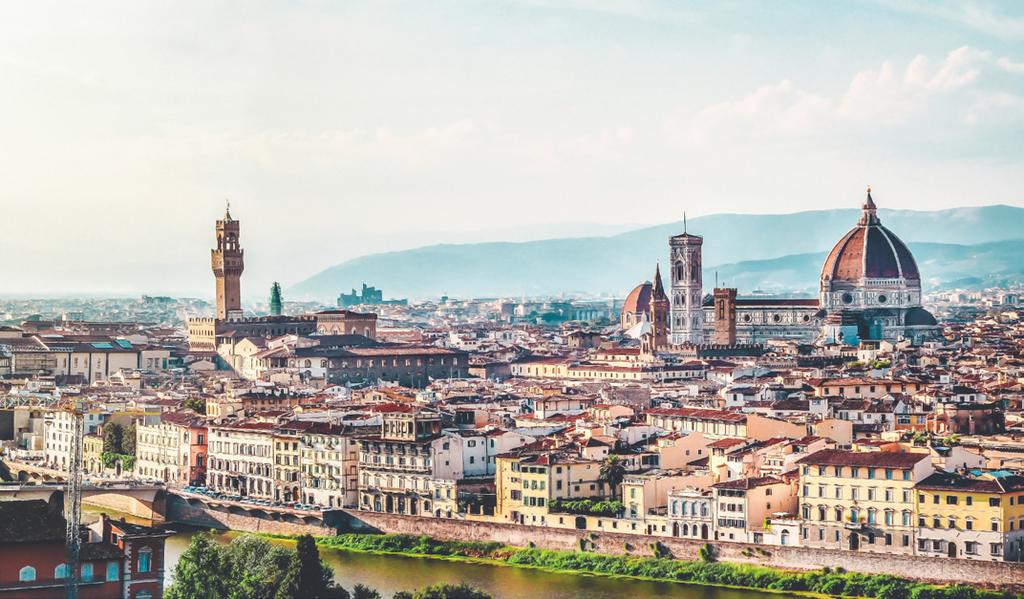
left=165, top=530, right=793, bottom=599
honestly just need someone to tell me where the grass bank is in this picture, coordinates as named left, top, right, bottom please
left=263, top=532, right=1020, bottom=599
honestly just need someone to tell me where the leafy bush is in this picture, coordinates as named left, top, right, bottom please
left=403, top=584, right=492, bottom=599
left=548, top=498, right=624, bottom=517
left=698, top=543, right=715, bottom=563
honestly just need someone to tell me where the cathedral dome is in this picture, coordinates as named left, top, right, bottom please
left=821, top=190, right=920, bottom=285
left=623, top=282, right=652, bottom=316
left=905, top=306, right=938, bottom=327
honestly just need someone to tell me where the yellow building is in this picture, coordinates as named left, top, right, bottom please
left=83, top=434, right=104, bottom=475
left=797, top=449, right=933, bottom=555
left=809, top=377, right=926, bottom=399
left=273, top=428, right=302, bottom=503
left=495, top=444, right=602, bottom=526
left=915, top=471, right=1024, bottom=561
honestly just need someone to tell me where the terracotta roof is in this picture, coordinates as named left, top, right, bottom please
left=0, top=499, right=65, bottom=543
left=623, top=282, right=653, bottom=315
left=797, top=448, right=930, bottom=468
left=706, top=437, right=747, bottom=449
left=916, top=471, right=1024, bottom=493
left=646, top=407, right=746, bottom=423
left=713, top=476, right=784, bottom=490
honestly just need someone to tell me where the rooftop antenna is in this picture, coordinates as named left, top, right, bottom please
left=683, top=211, right=687, bottom=234
left=715, top=270, right=719, bottom=288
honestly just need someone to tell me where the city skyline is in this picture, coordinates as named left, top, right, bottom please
left=2, top=1, right=1024, bottom=294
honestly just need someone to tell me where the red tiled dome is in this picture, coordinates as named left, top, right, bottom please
left=623, top=282, right=652, bottom=315
left=821, top=191, right=920, bottom=283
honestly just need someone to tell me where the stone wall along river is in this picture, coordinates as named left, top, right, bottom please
left=165, top=530, right=793, bottom=599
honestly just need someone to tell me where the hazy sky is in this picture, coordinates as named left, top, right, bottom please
left=2, top=1, right=1023, bottom=297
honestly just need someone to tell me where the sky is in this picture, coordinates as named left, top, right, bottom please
left=1, top=0, right=1023, bottom=297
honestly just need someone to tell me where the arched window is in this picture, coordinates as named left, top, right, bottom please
left=19, top=566, right=36, bottom=582
left=780, top=530, right=790, bottom=546
left=138, top=547, right=152, bottom=573
left=54, top=563, right=69, bottom=579
left=81, top=563, right=94, bottom=582
left=106, top=561, right=119, bottom=581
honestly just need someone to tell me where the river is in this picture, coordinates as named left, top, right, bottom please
left=165, top=530, right=789, bottom=599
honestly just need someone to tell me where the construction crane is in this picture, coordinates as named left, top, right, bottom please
left=0, top=393, right=86, bottom=599
left=63, top=397, right=85, bottom=599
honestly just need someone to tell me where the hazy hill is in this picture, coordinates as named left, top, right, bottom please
left=289, top=205, right=1024, bottom=300
left=713, top=239, right=1024, bottom=294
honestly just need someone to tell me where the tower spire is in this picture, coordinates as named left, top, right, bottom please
left=225, top=198, right=232, bottom=221
left=652, top=262, right=665, bottom=297
left=683, top=211, right=687, bottom=234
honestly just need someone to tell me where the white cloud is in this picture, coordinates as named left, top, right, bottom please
left=505, top=0, right=696, bottom=22
left=877, top=1, right=1024, bottom=40
left=997, top=56, right=1024, bottom=73
left=672, top=46, right=1023, bottom=145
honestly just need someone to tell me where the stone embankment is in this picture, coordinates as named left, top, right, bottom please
left=166, top=497, right=1024, bottom=588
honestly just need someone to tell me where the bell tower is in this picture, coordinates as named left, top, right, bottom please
left=212, top=202, right=244, bottom=321
left=649, top=263, right=669, bottom=349
left=669, top=215, right=704, bottom=345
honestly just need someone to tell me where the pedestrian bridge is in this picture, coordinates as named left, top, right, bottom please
left=0, top=460, right=166, bottom=523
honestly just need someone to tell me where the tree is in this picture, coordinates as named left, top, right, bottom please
left=222, top=535, right=294, bottom=599
left=276, top=534, right=342, bottom=599
left=353, top=585, right=381, bottom=599
left=184, top=397, right=206, bottom=415
left=406, top=584, right=492, bottom=599
left=122, top=423, right=137, bottom=456
left=599, top=455, right=626, bottom=498
left=270, top=282, right=284, bottom=316
left=167, top=533, right=347, bottom=599
left=103, top=423, right=124, bottom=454
left=166, top=532, right=229, bottom=599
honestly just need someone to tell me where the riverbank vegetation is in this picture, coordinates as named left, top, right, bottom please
left=311, top=533, right=1020, bottom=599
left=547, top=497, right=624, bottom=517
left=166, top=532, right=493, bottom=599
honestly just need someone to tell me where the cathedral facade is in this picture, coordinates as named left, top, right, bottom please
left=624, top=189, right=940, bottom=347
left=817, top=189, right=940, bottom=345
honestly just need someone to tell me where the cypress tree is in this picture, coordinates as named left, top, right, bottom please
left=270, top=282, right=283, bottom=316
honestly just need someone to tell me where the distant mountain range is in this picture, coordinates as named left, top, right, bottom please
left=289, top=205, right=1024, bottom=300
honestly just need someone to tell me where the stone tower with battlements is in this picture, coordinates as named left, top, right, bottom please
left=711, top=287, right=738, bottom=345
left=211, top=203, right=244, bottom=321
